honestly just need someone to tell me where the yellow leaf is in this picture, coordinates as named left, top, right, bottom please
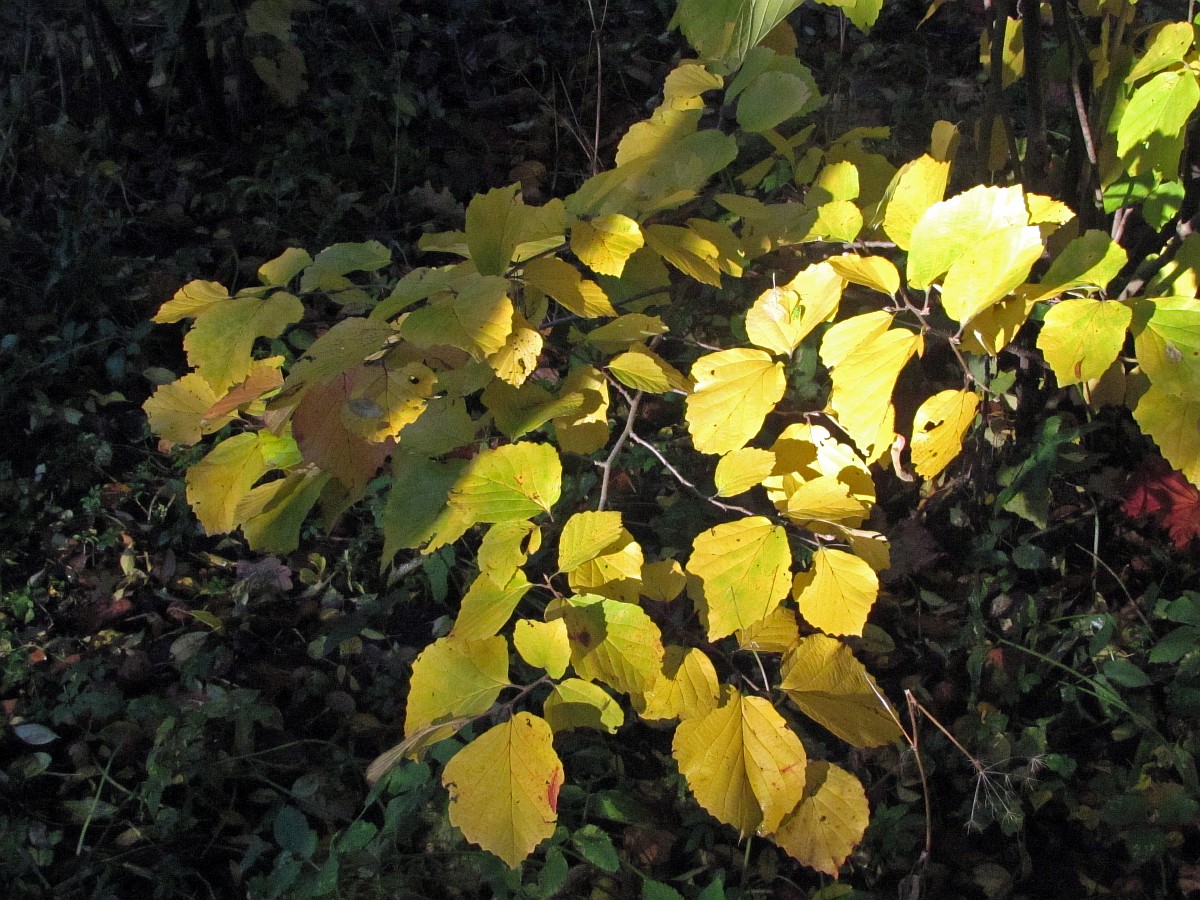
left=640, top=646, right=721, bottom=721
left=570, top=214, right=645, bottom=277
left=184, top=290, right=305, bottom=392
left=153, top=279, right=230, bottom=323
left=543, top=679, right=624, bottom=733
left=553, top=365, right=610, bottom=455
left=478, top=521, right=540, bottom=584
left=144, top=372, right=235, bottom=447
left=780, top=633, right=901, bottom=747
left=568, top=527, right=644, bottom=604
left=258, top=247, right=313, bottom=287
left=608, top=344, right=691, bottom=394
left=616, top=107, right=702, bottom=166
left=185, top=433, right=273, bottom=535
left=1037, top=299, right=1132, bottom=387
left=1018, top=229, right=1127, bottom=306
left=558, top=511, right=626, bottom=572
left=1133, top=385, right=1200, bottom=484
left=641, top=559, right=687, bottom=602
left=769, top=761, right=869, bottom=876
left=826, top=254, right=900, bottom=297
left=673, top=690, right=807, bottom=836
left=819, top=309, right=892, bottom=370
left=663, top=61, right=725, bottom=107
left=401, top=274, right=515, bottom=361
left=907, top=184, right=1030, bottom=290
left=450, top=443, right=561, bottom=524
left=523, top=256, right=617, bottom=318
left=687, top=517, right=792, bottom=640
left=283, top=317, right=396, bottom=395
left=829, top=525, right=891, bottom=573
left=910, top=389, right=981, bottom=479
left=443, top=713, right=562, bottom=868
left=1131, top=296, right=1200, bottom=398
left=644, top=224, right=723, bottom=287
left=940, top=224, right=1044, bottom=324
left=686, top=217, right=746, bottom=276
left=714, top=448, right=777, bottom=497
left=736, top=606, right=800, bottom=653
left=958, top=294, right=1033, bottom=355
left=793, top=547, right=879, bottom=637
left=487, top=313, right=544, bottom=387
left=451, top=570, right=531, bottom=641
left=514, top=619, right=570, bottom=679
left=783, top=476, right=870, bottom=528
left=826, top=325, right=921, bottom=462
left=404, top=635, right=509, bottom=751
left=342, top=362, right=437, bottom=442
left=881, top=154, right=950, bottom=250
left=807, top=200, right=863, bottom=243
left=765, top=423, right=876, bottom=518
left=584, top=314, right=669, bottom=352
left=558, top=594, right=664, bottom=698
left=686, top=349, right=786, bottom=455
left=465, top=183, right=526, bottom=276
left=745, top=262, right=843, bottom=357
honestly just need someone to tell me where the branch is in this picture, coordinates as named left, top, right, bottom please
left=596, top=391, right=643, bottom=511
left=628, top=432, right=757, bottom=517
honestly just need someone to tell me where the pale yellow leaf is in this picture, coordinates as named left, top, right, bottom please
left=558, top=594, right=664, bottom=699
left=826, top=254, right=900, bottom=297
left=826, top=326, right=921, bottom=462
left=513, top=618, right=570, bottom=679
left=523, top=256, right=617, bottom=318
left=736, top=606, right=800, bottom=653
left=792, top=547, right=879, bottom=637
left=715, top=448, right=777, bottom=497
left=608, top=344, right=691, bottom=394
left=451, top=570, right=531, bottom=641
left=910, top=389, right=981, bottom=479
left=686, top=349, right=786, bottom=455
left=687, top=517, right=792, bottom=640
left=571, top=214, right=645, bottom=277
left=644, top=224, right=723, bottom=287
left=487, top=314, right=544, bottom=387
left=881, top=154, right=950, bottom=250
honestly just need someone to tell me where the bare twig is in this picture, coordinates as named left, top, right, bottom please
left=596, top=391, right=643, bottom=511
left=628, top=432, right=757, bottom=517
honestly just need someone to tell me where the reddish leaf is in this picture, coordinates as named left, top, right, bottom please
left=292, top=368, right=392, bottom=495
left=1121, top=458, right=1200, bottom=550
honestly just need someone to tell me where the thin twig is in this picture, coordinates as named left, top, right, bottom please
left=628, top=432, right=757, bottom=517
left=596, top=392, right=643, bottom=511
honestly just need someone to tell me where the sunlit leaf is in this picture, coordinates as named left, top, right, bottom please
left=644, top=224, right=723, bottom=287
left=404, top=635, right=509, bottom=750
left=186, top=433, right=273, bottom=535
left=450, top=443, right=561, bottom=524
left=465, top=183, right=526, bottom=276
left=608, top=344, right=691, bottom=394
left=1020, top=230, right=1128, bottom=306
left=907, top=184, right=1030, bottom=290
left=910, top=389, right=981, bottom=479
left=259, top=247, right=313, bottom=287
left=585, top=314, right=670, bottom=353
left=342, top=362, right=437, bottom=442
left=144, top=372, right=235, bottom=447
left=940, top=224, right=1044, bottom=324
left=686, top=349, right=786, bottom=455
left=826, top=254, right=899, bottom=296
left=1037, top=299, right=1132, bottom=387
left=559, top=511, right=626, bottom=572
left=568, top=527, right=644, bottom=604
left=687, top=517, right=792, bottom=640
left=184, top=290, right=304, bottom=392
left=714, top=448, right=777, bottom=497
left=401, top=274, right=515, bottom=361
left=641, top=559, right=688, bottom=602
left=672, top=0, right=806, bottom=72
left=1131, top=296, right=1200, bottom=397
left=558, top=594, right=664, bottom=699
left=792, top=547, right=878, bottom=637
left=745, top=262, right=844, bottom=356
left=514, top=618, right=570, bottom=679
left=442, top=713, right=562, bottom=867
left=780, top=633, right=901, bottom=747
left=1116, top=69, right=1199, bottom=178
left=451, top=569, right=531, bottom=641
left=736, top=606, right=800, bottom=653
left=553, top=365, right=611, bottom=455
left=571, top=214, right=645, bottom=277
left=543, top=679, right=624, bottom=733
left=153, top=279, right=230, bottom=323
left=478, top=521, right=540, bottom=584
left=1133, top=386, right=1200, bottom=485
left=524, top=256, right=617, bottom=318
left=673, top=690, right=807, bottom=836
left=640, top=646, right=721, bottom=721
left=881, top=154, right=950, bottom=251
left=770, top=761, right=869, bottom=876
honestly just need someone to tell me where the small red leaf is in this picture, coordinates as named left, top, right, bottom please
left=1121, top=458, right=1200, bottom=550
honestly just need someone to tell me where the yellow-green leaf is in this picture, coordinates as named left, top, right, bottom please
left=608, top=344, right=691, bottom=394
left=553, top=365, right=611, bottom=455
left=910, top=389, right=981, bottom=479
left=465, top=183, right=526, bottom=276
left=1019, top=229, right=1128, bottom=305
left=644, top=224, right=723, bottom=287
left=571, top=214, right=645, bottom=277
left=826, top=254, right=900, bottom=296
left=584, top=314, right=669, bottom=352
left=769, top=761, right=869, bottom=876
left=299, top=241, right=391, bottom=292
left=153, top=280, right=230, bottom=323
left=404, top=635, right=509, bottom=748
left=1131, top=296, right=1200, bottom=397
left=186, top=433, right=273, bottom=535
left=1038, top=299, right=1132, bottom=387
left=523, top=256, right=616, bottom=318
left=558, top=594, right=664, bottom=698
left=451, top=570, right=531, bottom=641
left=239, top=469, right=331, bottom=553
left=714, top=448, right=777, bottom=497
left=780, top=633, right=901, bottom=747
left=184, top=291, right=305, bottom=392
left=640, top=646, right=721, bottom=721
left=380, top=455, right=469, bottom=559
left=686, top=349, right=786, bottom=455
left=672, top=690, right=807, bottom=836
left=401, top=275, right=514, bottom=361
left=1133, top=385, right=1200, bottom=484
left=514, top=618, right=570, bottom=679
left=687, top=517, right=792, bottom=640
left=641, top=559, right=687, bottom=602
left=487, top=314, right=544, bottom=387
left=792, top=547, right=878, bottom=637
left=442, top=713, right=562, bottom=868
left=558, top=511, right=626, bottom=572
left=745, top=262, right=843, bottom=356
left=478, top=521, right=540, bottom=584
left=543, top=679, right=624, bottom=733
left=567, top=527, right=644, bottom=604
left=450, top=443, right=561, bottom=524
left=258, top=247, right=313, bottom=287
left=143, top=373, right=235, bottom=447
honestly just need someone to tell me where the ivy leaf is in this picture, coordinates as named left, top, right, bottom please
left=1037, top=299, right=1132, bottom=387
left=186, top=433, right=273, bottom=535
left=543, top=679, right=624, bottom=734
left=558, top=594, right=664, bottom=699
left=780, top=634, right=901, bottom=747
left=792, top=547, right=879, bottom=637
left=404, top=635, right=509, bottom=751
left=523, top=256, right=617, bottom=318
left=640, top=646, right=721, bottom=721
left=769, top=761, right=869, bottom=876
left=714, top=448, right=777, bottom=497
left=442, top=713, right=563, bottom=868
left=451, top=570, right=531, bottom=641
left=570, top=214, right=645, bottom=277
left=450, top=443, right=562, bottom=524
left=910, top=389, right=981, bottom=479
left=687, top=517, right=792, bottom=640
left=686, top=349, right=786, bottom=455
left=514, top=618, right=571, bottom=679
left=401, top=274, right=514, bottom=361
left=673, top=690, right=807, bottom=836
left=184, top=290, right=305, bottom=392
left=608, top=344, right=691, bottom=394
left=465, top=183, right=526, bottom=276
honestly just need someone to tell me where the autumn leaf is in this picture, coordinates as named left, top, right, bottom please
left=1121, top=457, right=1200, bottom=549
left=769, top=761, right=869, bottom=876
left=687, top=517, right=792, bottom=640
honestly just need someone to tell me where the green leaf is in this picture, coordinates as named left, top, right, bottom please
left=299, top=241, right=391, bottom=292
left=240, top=470, right=331, bottom=552
left=274, top=806, right=317, bottom=859
left=544, top=679, right=624, bottom=734
left=1020, top=230, right=1128, bottom=305
left=1131, top=296, right=1200, bottom=397
left=737, top=70, right=813, bottom=132
left=1116, top=69, right=1200, bottom=178
left=572, top=824, right=621, bottom=873
left=450, top=443, right=562, bottom=524
left=672, top=0, right=806, bottom=72
left=380, top=455, right=469, bottom=559
left=184, top=291, right=305, bottom=392
left=465, top=183, right=526, bottom=276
